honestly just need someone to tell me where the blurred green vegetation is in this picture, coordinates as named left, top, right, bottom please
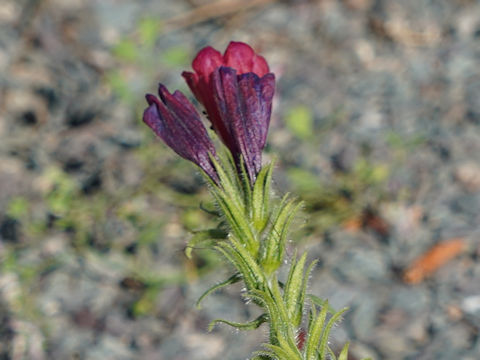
left=284, top=105, right=314, bottom=140
left=288, top=157, right=389, bottom=235
left=106, top=16, right=190, bottom=107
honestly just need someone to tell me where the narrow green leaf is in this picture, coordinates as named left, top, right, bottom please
left=296, top=260, right=318, bottom=326
left=262, top=196, right=301, bottom=274
left=284, top=252, right=307, bottom=327
left=305, top=300, right=329, bottom=360
left=268, top=276, right=299, bottom=350
left=308, top=294, right=338, bottom=315
left=249, top=289, right=283, bottom=343
left=215, top=239, right=265, bottom=298
left=276, top=336, right=303, bottom=359
left=337, top=342, right=350, bottom=360
left=227, top=237, right=265, bottom=289
left=214, top=244, right=258, bottom=294
left=211, top=190, right=258, bottom=254
left=327, top=345, right=337, bottom=360
left=208, top=313, right=267, bottom=331
left=252, top=163, right=273, bottom=231
left=262, top=159, right=275, bottom=222
left=318, top=307, right=348, bottom=359
left=185, top=228, right=227, bottom=259
left=196, top=273, right=241, bottom=309
left=251, top=351, right=276, bottom=360
left=238, top=155, right=253, bottom=211
left=209, top=155, right=244, bottom=209
left=262, top=344, right=293, bottom=360
left=275, top=200, right=302, bottom=263
left=261, top=194, right=290, bottom=269
left=263, top=343, right=302, bottom=360
left=222, top=150, right=248, bottom=203
left=199, top=202, right=221, bottom=217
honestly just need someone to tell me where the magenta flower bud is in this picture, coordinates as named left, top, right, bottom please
left=182, top=42, right=275, bottom=183
left=143, top=84, right=218, bottom=183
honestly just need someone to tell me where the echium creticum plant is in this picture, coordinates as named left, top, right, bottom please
left=143, top=42, right=354, bottom=360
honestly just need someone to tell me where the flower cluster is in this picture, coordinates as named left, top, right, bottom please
left=143, top=42, right=275, bottom=185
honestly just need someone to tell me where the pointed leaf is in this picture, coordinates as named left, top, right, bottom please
left=249, top=289, right=282, bottom=342
left=208, top=313, right=267, bottom=331
left=209, top=155, right=244, bottom=208
left=262, top=196, right=302, bottom=274
left=196, top=272, right=241, bottom=308
left=251, top=351, right=276, bottom=360
left=185, top=228, right=227, bottom=259
left=308, top=294, right=338, bottom=315
left=215, top=238, right=265, bottom=295
left=267, top=275, right=298, bottom=348
left=305, top=300, right=329, bottom=360
left=327, top=345, right=337, bottom=360
left=238, top=154, right=253, bottom=210
left=337, top=342, right=350, bottom=360
left=227, top=237, right=265, bottom=289
left=283, top=252, right=307, bottom=327
left=219, top=149, right=247, bottom=202
left=318, top=307, right=348, bottom=359
left=210, top=189, right=258, bottom=254
left=252, top=162, right=274, bottom=231
left=215, top=244, right=258, bottom=294
left=296, top=260, right=318, bottom=326
left=263, top=343, right=301, bottom=360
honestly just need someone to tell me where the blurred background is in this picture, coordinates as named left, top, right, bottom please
left=0, top=0, right=479, bottom=359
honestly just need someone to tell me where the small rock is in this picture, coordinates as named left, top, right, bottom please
left=461, top=295, right=480, bottom=314
left=455, top=162, right=480, bottom=192
left=0, top=216, right=20, bottom=243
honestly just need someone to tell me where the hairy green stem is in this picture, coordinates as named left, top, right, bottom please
left=188, top=155, right=362, bottom=360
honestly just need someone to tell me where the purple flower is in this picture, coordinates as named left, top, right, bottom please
left=143, top=84, right=218, bottom=183
left=182, top=42, right=275, bottom=183
left=143, top=41, right=275, bottom=186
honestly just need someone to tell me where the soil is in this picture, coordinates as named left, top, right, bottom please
left=1, top=0, right=479, bottom=359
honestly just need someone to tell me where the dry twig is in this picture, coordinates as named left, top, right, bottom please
left=164, top=0, right=276, bottom=31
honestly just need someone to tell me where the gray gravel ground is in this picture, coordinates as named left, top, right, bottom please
left=1, top=0, right=479, bottom=359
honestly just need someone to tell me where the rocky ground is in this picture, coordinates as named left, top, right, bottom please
left=0, top=0, right=479, bottom=359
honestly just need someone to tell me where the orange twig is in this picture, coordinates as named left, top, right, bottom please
left=403, top=238, right=466, bottom=284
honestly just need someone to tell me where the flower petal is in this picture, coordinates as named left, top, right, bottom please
left=182, top=70, right=236, bottom=155
left=224, top=41, right=269, bottom=76
left=237, top=72, right=275, bottom=150
left=158, top=85, right=215, bottom=152
left=212, top=67, right=262, bottom=182
left=143, top=87, right=218, bottom=182
left=192, top=46, right=223, bottom=79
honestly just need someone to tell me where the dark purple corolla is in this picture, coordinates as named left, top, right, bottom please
left=143, top=84, right=218, bottom=182
left=143, top=41, right=275, bottom=185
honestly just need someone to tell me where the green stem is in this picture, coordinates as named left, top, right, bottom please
left=196, top=155, right=354, bottom=360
